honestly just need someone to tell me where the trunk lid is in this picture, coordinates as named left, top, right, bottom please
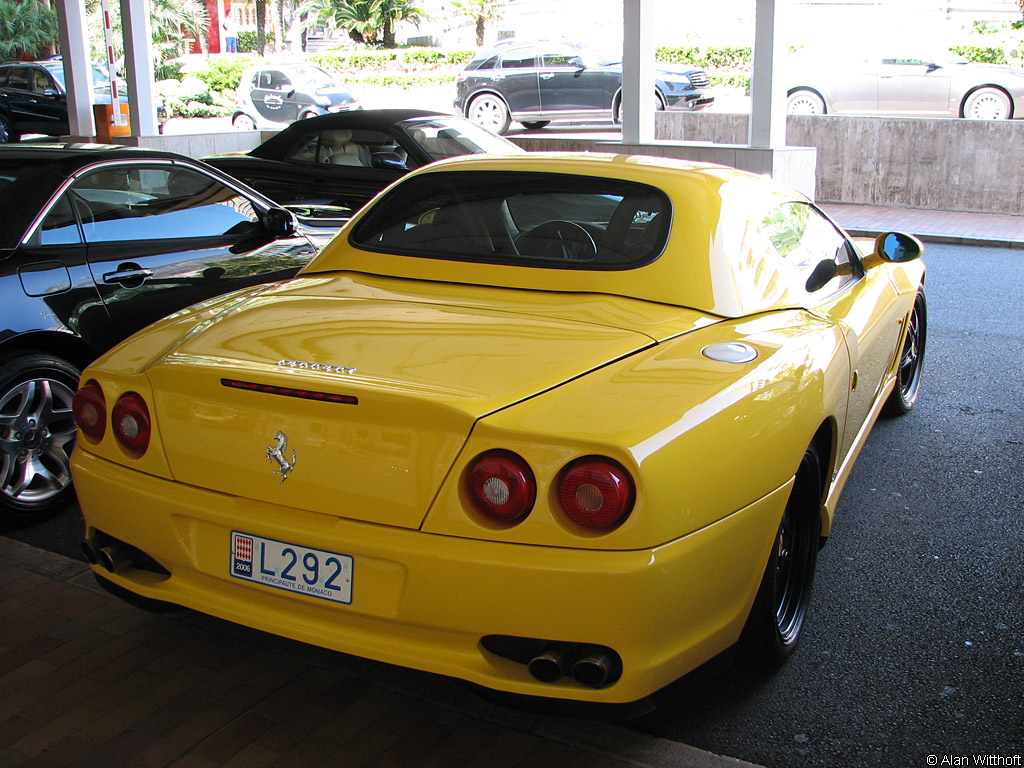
left=146, top=276, right=683, bottom=529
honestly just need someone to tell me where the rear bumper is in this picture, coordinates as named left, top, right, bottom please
left=73, top=448, right=789, bottom=704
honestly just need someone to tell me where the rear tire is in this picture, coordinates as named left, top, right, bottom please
left=0, top=113, right=20, bottom=143
left=467, top=94, right=511, bottom=135
left=232, top=113, right=257, bottom=131
left=741, top=444, right=822, bottom=667
left=787, top=89, right=826, bottom=115
left=0, top=354, right=80, bottom=521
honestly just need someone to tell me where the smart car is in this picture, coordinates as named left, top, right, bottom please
left=231, top=64, right=359, bottom=131
left=71, top=153, right=926, bottom=706
left=0, top=144, right=317, bottom=519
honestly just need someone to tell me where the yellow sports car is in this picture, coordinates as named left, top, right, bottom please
left=71, top=153, right=926, bottom=706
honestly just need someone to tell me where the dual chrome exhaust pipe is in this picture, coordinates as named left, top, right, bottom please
left=527, top=643, right=622, bottom=688
left=82, top=535, right=139, bottom=574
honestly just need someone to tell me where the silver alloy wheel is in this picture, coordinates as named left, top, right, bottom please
left=0, top=377, right=77, bottom=505
left=467, top=94, right=510, bottom=134
left=233, top=113, right=258, bottom=131
left=786, top=89, right=826, bottom=115
left=963, top=87, right=1011, bottom=120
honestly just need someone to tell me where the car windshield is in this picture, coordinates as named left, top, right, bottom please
left=401, top=118, right=522, bottom=160
left=45, top=64, right=115, bottom=92
left=292, top=66, right=340, bottom=91
left=348, top=170, right=670, bottom=271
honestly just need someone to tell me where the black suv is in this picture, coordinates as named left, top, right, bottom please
left=454, top=41, right=714, bottom=134
left=0, top=61, right=123, bottom=142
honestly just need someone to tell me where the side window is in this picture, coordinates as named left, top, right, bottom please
left=39, top=195, right=82, bottom=246
left=477, top=56, right=498, bottom=71
left=762, top=202, right=861, bottom=298
left=501, top=51, right=536, bottom=69
left=7, top=68, right=29, bottom=90
left=32, top=70, right=55, bottom=94
left=542, top=49, right=580, bottom=67
left=70, top=165, right=262, bottom=243
left=269, top=71, right=291, bottom=90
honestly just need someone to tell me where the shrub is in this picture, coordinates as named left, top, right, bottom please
left=238, top=30, right=274, bottom=53
left=155, top=75, right=231, bottom=119
left=191, top=57, right=251, bottom=93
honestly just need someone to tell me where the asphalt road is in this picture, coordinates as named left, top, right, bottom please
left=3, top=242, right=1021, bottom=768
left=629, top=242, right=1024, bottom=766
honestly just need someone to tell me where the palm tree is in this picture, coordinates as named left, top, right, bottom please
left=451, top=0, right=501, bottom=47
left=83, top=0, right=207, bottom=65
left=379, top=0, right=425, bottom=48
left=0, top=0, right=58, bottom=60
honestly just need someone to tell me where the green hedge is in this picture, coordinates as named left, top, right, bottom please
left=656, top=45, right=752, bottom=70
left=238, top=30, right=275, bottom=53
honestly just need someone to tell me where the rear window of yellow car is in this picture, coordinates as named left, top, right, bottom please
left=349, top=171, right=671, bottom=270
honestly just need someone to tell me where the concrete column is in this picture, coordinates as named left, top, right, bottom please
left=621, top=0, right=655, bottom=144
left=748, top=0, right=788, bottom=148
left=55, top=0, right=95, bottom=139
left=120, top=0, right=159, bottom=136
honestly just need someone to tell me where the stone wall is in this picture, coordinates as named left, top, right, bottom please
left=655, top=112, right=1024, bottom=216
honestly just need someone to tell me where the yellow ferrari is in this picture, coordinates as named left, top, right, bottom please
left=71, top=153, right=926, bottom=705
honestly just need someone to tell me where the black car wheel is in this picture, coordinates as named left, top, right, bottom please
left=0, top=354, right=80, bottom=520
left=741, top=443, right=822, bottom=667
left=467, top=94, right=511, bottom=135
left=884, top=290, right=927, bottom=416
left=0, top=113, right=20, bottom=144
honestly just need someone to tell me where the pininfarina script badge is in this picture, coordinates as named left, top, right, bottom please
left=277, top=359, right=357, bottom=375
left=266, top=431, right=296, bottom=483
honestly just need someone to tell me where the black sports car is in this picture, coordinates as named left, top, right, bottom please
left=203, top=108, right=523, bottom=214
left=0, top=144, right=318, bottom=520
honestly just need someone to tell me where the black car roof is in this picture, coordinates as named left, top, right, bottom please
left=248, top=109, right=458, bottom=160
left=0, top=144, right=219, bottom=248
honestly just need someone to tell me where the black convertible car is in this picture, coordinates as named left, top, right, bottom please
left=0, top=144, right=318, bottom=520
left=203, top=108, right=522, bottom=214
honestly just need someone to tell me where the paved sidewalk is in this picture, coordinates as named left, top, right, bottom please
left=0, top=538, right=758, bottom=768
left=822, top=203, right=1024, bottom=248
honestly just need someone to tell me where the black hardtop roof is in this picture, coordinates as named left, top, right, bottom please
left=248, top=108, right=459, bottom=159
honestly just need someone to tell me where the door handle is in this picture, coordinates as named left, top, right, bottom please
left=102, top=266, right=154, bottom=285
left=540, top=73, right=555, bottom=80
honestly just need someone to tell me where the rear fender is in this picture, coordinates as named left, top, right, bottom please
left=422, top=309, right=852, bottom=551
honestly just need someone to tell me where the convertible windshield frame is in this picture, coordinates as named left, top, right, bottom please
left=348, top=170, right=672, bottom=272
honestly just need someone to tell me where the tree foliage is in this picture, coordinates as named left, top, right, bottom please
left=298, top=0, right=425, bottom=47
left=0, top=0, right=58, bottom=60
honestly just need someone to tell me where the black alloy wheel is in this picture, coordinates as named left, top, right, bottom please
left=742, top=443, right=822, bottom=667
left=0, top=354, right=81, bottom=520
left=884, top=290, right=927, bottom=416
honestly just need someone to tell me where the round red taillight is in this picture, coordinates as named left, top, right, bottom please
left=111, top=393, right=151, bottom=456
left=557, top=457, right=635, bottom=530
left=466, top=450, right=536, bottom=524
left=72, top=381, right=106, bottom=441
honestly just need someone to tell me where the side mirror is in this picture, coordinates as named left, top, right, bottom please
left=261, top=206, right=297, bottom=238
left=805, top=258, right=838, bottom=292
left=874, top=231, right=923, bottom=263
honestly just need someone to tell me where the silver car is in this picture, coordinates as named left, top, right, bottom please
left=786, top=51, right=1024, bottom=119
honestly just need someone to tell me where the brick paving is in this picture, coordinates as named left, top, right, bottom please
left=0, top=538, right=755, bottom=768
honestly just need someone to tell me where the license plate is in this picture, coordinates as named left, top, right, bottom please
left=230, top=531, right=353, bottom=604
